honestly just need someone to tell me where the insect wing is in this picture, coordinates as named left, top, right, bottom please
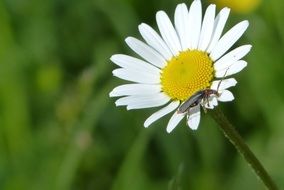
left=178, top=91, right=203, bottom=113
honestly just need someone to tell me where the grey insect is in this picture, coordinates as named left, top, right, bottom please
left=177, top=89, right=219, bottom=114
left=177, top=68, right=229, bottom=114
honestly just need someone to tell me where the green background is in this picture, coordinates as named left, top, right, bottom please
left=0, top=0, right=283, bottom=189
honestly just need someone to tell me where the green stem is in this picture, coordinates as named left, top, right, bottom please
left=210, top=107, right=278, bottom=190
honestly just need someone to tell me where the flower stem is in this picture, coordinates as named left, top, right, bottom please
left=210, top=107, right=278, bottom=190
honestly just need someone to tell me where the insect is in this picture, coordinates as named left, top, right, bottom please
left=177, top=68, right=230, bottom=114
left=177, top=89, right=219, bottom=114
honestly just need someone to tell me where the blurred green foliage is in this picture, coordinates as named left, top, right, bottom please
left=0, top=0, right=283, bottom=189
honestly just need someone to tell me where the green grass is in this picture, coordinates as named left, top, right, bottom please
left=0, top=0, right=283, bottom=189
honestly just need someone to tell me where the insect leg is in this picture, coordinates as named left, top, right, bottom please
left=216, top=67, right=231, bottom=94
left=186, top=110, right=190, bottom=126
left=206, top=96, right=210, bottom=107
left=201, top=101, right=208, bottom=113
left=202, top=105, right=207, bottom=113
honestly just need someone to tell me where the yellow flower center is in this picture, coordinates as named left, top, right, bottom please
left=161, top=50, right=214, bottom=101
left=210, top=0, right=261, bottom=14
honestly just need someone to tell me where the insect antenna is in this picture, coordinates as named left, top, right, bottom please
left=216, top=67, right=230, bottom=94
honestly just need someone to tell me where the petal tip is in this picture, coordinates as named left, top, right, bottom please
left=138, top=23, right=145, bottom=30
left=247, top=44, right=253, bottom=51
left=112, top=70, right=117, bottom=76
left=156, top=10, right=168, bottom=20
left=176, top=3, right=186, bottom=8
left=166, top=128, right=173, bottom=133
left=190, top=126, right=198, bottom=130
left=109, top=91, right=115, bottom=97
left=222, top=7, right=231, bottom=12
left=156, top=10, right=164, bottom=16
left=242, top=20, right=249, bottom=28
left=232, top=79, right=238, bottom=86
left=143, top=121, right=150, bottom=128
left=125, top=37, right=133, bottom=44
left=110, top=55, right=116, bottom=62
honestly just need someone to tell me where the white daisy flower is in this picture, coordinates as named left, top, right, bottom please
left=110, top=0, right=251, bottom=133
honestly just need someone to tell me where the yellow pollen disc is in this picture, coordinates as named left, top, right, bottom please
left=210, top=0, right=261, bottom=14
left=161, top=50, right=214, bottom=101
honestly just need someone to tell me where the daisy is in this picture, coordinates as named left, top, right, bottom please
left=109, top=0, right=251, bottom=133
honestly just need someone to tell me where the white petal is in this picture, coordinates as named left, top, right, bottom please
left=109, top=84, right=161, bottom=97
left=211, top=78, right=237, bottom=91
left=198, top=4, right=216, bottom=51
left=127, top=93, right=170, bottom=110
left=112, top=68, right=160, bottom=84
left=218, top=90, right=234, bottom=102
left=156, top=11, right=181, bottom=55
left=156, top=11, right=182, bottom=55
left=207, top=7, right=230, bottom=53
left=166, top=112, right=185, bottom=133
left=188, top=0, right=202, bottom=49
left=125, top=37, right=166, bottom=68
left=111, top=54, right=161, bottom=75
left=144, top=101, right=180, bottom=128
left=187, top=104, right=201, bottom=130
left=115, top=93, right=170, bottom=108
left=174, top=3, right=190, bottom=51
left=215, top=60, right=247, bottom=78
left=214, top=45, right=251, bottom=70
left=138, top=23, right=173, bottom=60
left=210, top=20, right=249, bottom=61
left=211, top=97, right=218, bottom=106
